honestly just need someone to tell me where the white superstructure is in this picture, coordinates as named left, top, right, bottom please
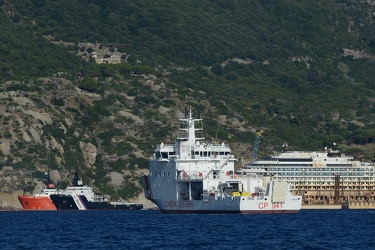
left=141, top=110, right=301, bottom=213
left=244, top=146, right=375, bottom=205
left=32, top=184, right=59, bottom=197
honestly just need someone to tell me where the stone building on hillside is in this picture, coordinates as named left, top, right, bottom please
left=78, top=42, right=126, bottom=64
left=92, top=53, right=121, bottom=64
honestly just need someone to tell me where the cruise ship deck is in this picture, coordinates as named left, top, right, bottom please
left=242, top=146, right=375, bottom=206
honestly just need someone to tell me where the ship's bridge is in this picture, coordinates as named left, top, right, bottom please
left=154, top=142, right=177, bottom=160
left=153, top=141, right=232, bottom=160
left=191, top=141, right=231, bottom=159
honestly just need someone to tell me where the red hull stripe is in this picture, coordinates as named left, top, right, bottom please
left=77, top=195, right=88, bottom=210
left=161, top=210, right=299, bottom=214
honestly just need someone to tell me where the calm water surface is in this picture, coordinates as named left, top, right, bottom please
left=0, top=209, right=374, bottom=249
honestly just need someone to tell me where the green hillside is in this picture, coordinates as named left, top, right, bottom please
left=0, top=0, right=375, bottom=204
left=2, top=0, right=375, bottom=154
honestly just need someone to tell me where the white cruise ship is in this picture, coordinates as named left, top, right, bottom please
left=243, top=146, right=375, bottom=206
left=141, top=110, right=301, bottom=213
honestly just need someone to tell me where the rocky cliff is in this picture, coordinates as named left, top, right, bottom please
left=0, top=74, right=250, bottom=209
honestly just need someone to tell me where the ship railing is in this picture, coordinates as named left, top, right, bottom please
left=156, top=143, right=175, bottom=149
left=176, top=171, right=204, bottom=181
left=203, top=155, right=232, bottom=179
left=176, top=176, right=204, bottom=182
left=252, top=192, right=265, bottom=199
left=109, top=201, right=141, bottom=205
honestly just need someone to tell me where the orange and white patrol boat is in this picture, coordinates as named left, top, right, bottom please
left=18, top=174, right=58, bottom=210
left=141, top=110, right=302, bottom=214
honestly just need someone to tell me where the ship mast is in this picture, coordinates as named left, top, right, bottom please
left=177, top=110, right=204, bottom=144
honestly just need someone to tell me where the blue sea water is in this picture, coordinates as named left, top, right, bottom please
left=0, top=209, right=374, bottom=250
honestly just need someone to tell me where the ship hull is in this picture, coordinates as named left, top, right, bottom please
left=50, top=194, right=78, bottom=210
left=50, top=194, right=143, bottom=210
left=161, top=210, right=298, bottom=214
left=18, top=196, right=57, bottom=210
left=142, top=175, right=301, bottom=214
left=150, top=197, right=301, bottom=214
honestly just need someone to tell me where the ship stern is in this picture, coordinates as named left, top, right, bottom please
left=141, top=175, right=153, bottom=201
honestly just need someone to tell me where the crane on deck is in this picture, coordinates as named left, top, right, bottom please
left=251, top=130, right=263, bottom=161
